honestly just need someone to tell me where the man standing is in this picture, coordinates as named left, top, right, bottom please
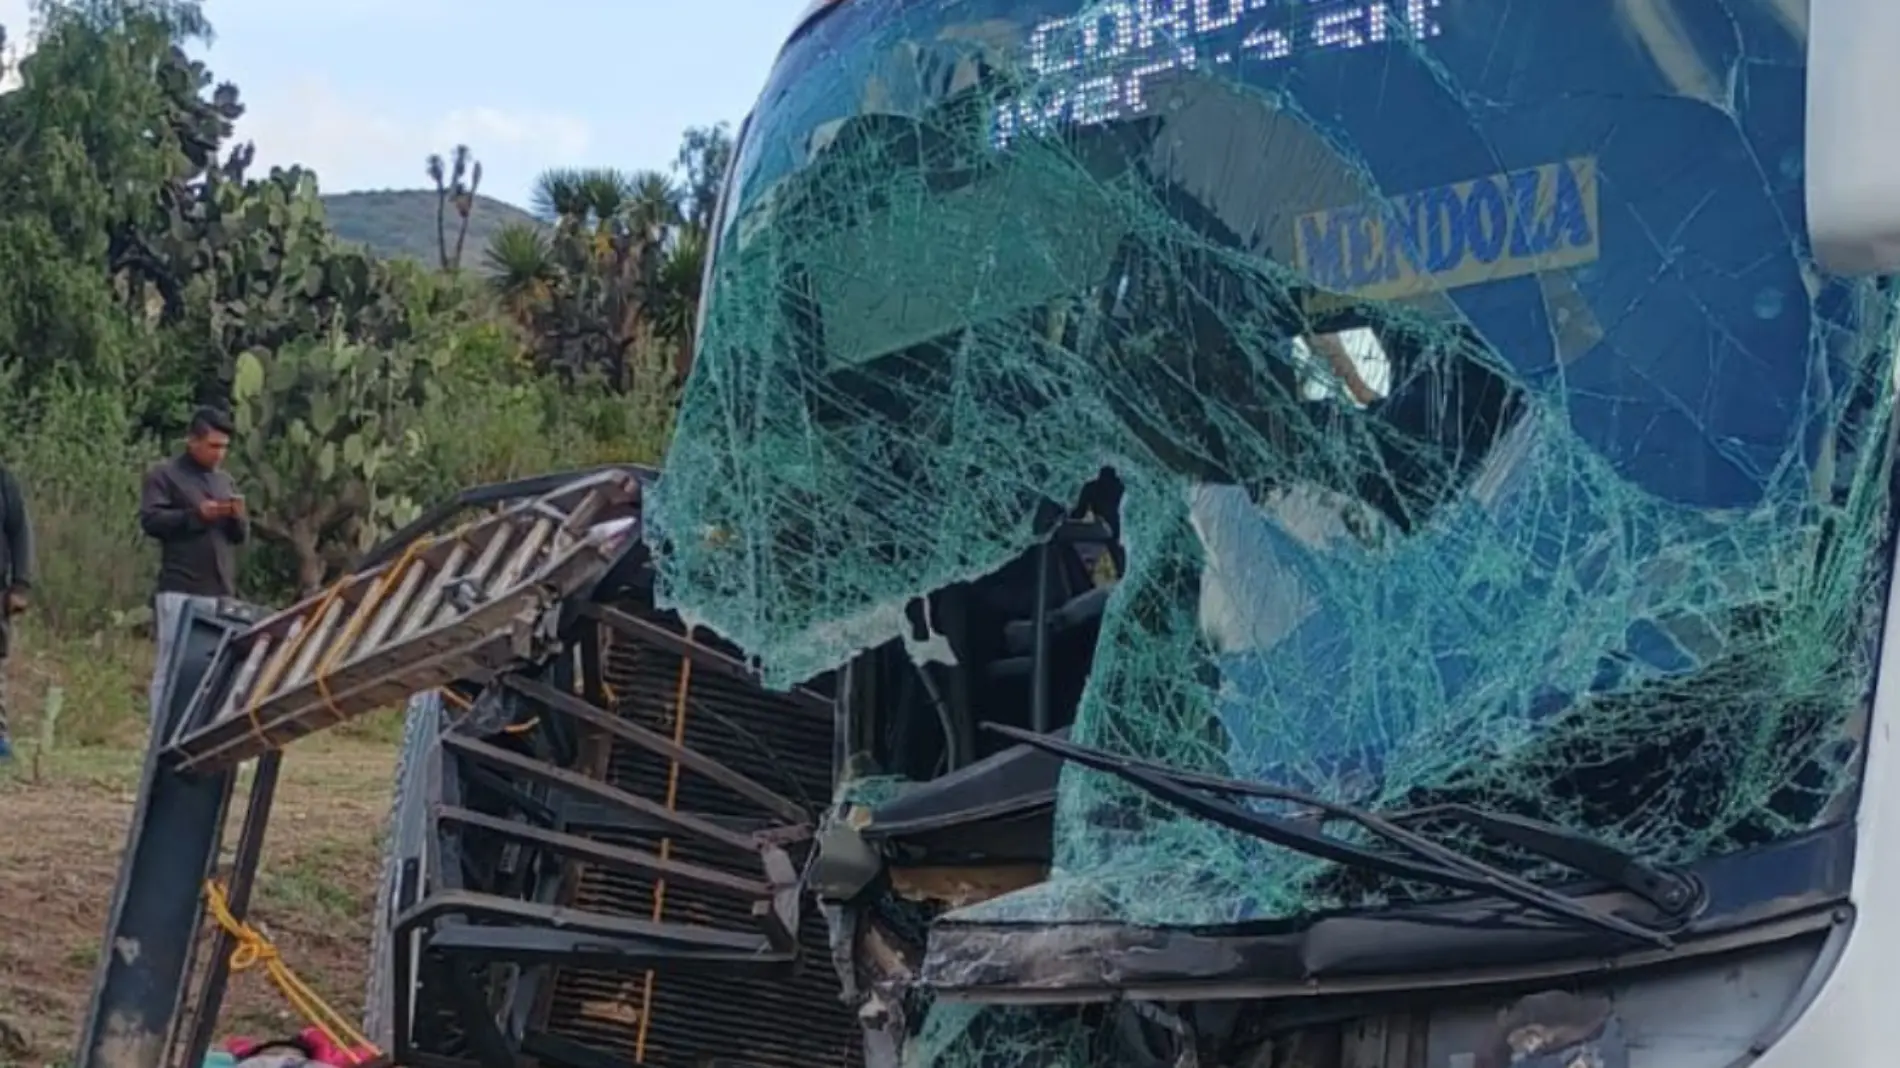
left=139, top=406, right=248, bottom=723
left=0, top=460, right=32, bottom=761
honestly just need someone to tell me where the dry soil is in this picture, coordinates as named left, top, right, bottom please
left=0, top=737, right=395, bottom=1067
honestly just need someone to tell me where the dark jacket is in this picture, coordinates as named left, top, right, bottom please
left=139, top=454, right=248, bottom=598
left=0, top=465, right=33, bottom=658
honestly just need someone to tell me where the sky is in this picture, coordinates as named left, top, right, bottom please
left=0, top=0, right=811, bottom=207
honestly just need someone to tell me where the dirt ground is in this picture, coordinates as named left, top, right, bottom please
left=0, top=735, right=396, bottom=1067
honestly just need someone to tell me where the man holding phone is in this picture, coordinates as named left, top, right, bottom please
left=139, top=406, right=249, bottom=722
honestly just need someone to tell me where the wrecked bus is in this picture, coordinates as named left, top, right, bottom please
left=641, top=0, right=1900, bottom=1065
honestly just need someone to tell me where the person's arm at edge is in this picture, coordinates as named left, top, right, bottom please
left=1, top=468, right=31, bottom=593
left=139, top=463, right=199, bottom=539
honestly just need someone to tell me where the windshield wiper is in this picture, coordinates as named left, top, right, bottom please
left=1387, top=803, right=1700, bottom=917
left=983, top=724, right=1699, bottom=949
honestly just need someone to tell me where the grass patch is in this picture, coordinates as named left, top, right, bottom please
left=333, top=704, right=407, bottom=746
left=4, top=629, right=154, bottom=753
left=257, top=838, right=369, bottom=926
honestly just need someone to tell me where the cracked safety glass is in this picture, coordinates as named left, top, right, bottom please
left=649, top=0, right=1899, bottom=1061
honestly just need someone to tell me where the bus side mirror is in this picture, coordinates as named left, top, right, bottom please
left=1807, top=0, right=1900, bottom=275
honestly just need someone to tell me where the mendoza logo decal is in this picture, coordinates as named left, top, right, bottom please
left=1295, top=157, right=1599, bottom=301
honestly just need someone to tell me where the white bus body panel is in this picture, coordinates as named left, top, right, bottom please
left=1746, top=532, right=1900, bottom=1063
left=1807, top=0, right=1900, bottom=273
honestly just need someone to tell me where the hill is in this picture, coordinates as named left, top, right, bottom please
left=320, top=189, right=545, bottom=268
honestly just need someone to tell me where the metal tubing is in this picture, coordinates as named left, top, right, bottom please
left=438, top=524, right=515, bottom=626
left=244, top=617, right=305, bottom=719
left=397, top=541, right=467, bottom=641
left=582, top=604, right=833, bottom=714
left=175, top=749, right=285, bottom=1068
left=75, top=601, right=254, bottom=1068
left=488, top=518, right=554, bottom=596
left=358, top=463, right=649, bottom=570
left=283, top=597, right=345, bottom=690
left=213, top=635, right=273, bottom=724
left=350, top=555, right=433, bottom=664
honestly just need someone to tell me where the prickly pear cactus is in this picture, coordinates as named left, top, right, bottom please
left=229, top=334, right=429, bottom=589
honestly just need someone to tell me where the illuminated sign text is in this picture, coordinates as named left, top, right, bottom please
left=993, top=0, right=1444, bottom=146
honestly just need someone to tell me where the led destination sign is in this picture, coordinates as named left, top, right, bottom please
left=994, top=0, right=1446, bottom=145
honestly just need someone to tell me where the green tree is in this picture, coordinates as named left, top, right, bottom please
left=426, top=144, right=482, bottom=273
left=483, top=222, right=555, bottom=318
left=0, top=0, right=223, bottom=397
left=138, top=163, right=419, bottom=404
left=230, top=334, right=431, bottom=591
left=0, top=0, right=698, bottom=622
left=626, top=170, right=681, bottom=244
left=674, top=122, right=733, bottom=236
left=495, top=165, right=683, bottom=392
left=530, top=166, right=596, bottom=225
left=650, top=225, right=704, bottom=378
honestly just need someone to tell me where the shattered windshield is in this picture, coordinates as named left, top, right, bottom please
left=651, top=0, right=1898, bottom=936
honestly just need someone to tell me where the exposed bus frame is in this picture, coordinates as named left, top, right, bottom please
left=72, top=467, right=859, bottom=1068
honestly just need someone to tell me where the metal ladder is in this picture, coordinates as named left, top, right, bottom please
left=165, top=469, right=643, bottom=774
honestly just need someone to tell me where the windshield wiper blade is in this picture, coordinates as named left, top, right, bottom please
left=981, top=725, right=1698, bottom=919
left=1388, top=804, right=1699, bottom=917
left=983, top=723, right=1682, bottom=948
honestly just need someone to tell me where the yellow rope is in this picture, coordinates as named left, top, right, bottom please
left=313, top=538, right=431, bottom=724
left=203, top=880, right=380, bottom=1064
left=434, top=680, right=534, bottom=733
left=244, top=537, right=434, bottom=749
left=245, top=581, right=344, bottom=749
